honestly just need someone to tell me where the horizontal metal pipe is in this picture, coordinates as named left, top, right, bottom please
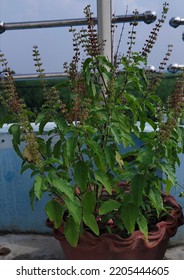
left=113, top=11, right=156, bottom=25
left=167, top=63, right=184, bottom=74
left=0, top=11, right=156, bottom=34
left=0, top=18, right=89, bottom=33
left=0, top=72, right=68, bottom=81
left=169, top=17, right=184, bottom=28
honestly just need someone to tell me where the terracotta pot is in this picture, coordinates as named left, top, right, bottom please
left=49, top=194, right=184, bottom=260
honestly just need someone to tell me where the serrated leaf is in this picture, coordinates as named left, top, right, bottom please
left=66, top=135, right=77, bottom=161
left=82, top=192, right=96, bottom=213
left=53, top=140, right=62, bottom=158
left=94, top=170, right=112, bottom=194
left=120, top=203, right=139, bottom=233
left=62, top=142, right=69, bottom=167
left=34, top=175, right=48, bottom=200
left=45, top=200, right=64, bottom=228
left=64, top=216, right=80, bottom=247
left=54, top=117, right=68, bottom=130
left=48, top=177, right=74, bottom=201
left=65, top=198, right=82, bottom=225
left=83, top=213, right=99, bottom=236
left=105, top=145, right=116, bottom=170
left=46, top=137, right=53, bottom=157
left=159, top=163, right=176, bottom=188
left=74, top=161, right=88, bottom=192
left=131, top=174, right=145, bottom=207
left=110, top=126, right=121, bottom=144
left=137, top=214, right=148, bottom=240
left=165, top=178, right=172, bottom=195
left=148, top=186, right=163, bottom=217
left=37, top=137, right=47, bottom=156
left=86, top=139, right=106, bottom=172
left=120, top=129, right=135, bottom=147
left=99, top=199, right=121, bottom=215
left=137, top=148, right=155, bottom=169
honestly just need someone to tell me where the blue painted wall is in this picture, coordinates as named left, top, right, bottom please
left=0, top=125, right=51, bottom=233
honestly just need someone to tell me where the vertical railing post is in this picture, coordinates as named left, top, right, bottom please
left=97, top=0, right=112, bottom=61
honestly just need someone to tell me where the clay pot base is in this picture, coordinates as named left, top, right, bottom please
left=52, top=194, right=184, bottom=260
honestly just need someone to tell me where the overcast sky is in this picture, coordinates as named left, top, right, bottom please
left=0, top=0, right=184, bottom=74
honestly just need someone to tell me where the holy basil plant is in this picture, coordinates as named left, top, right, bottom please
left=0, top=3, right=184, bottom=247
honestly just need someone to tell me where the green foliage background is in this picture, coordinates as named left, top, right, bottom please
left=0, top=73, right=179, bottom=122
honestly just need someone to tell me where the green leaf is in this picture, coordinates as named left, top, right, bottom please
left=115, top=151, right=124, bottom=169
left=86, top=139, right=106, bottom=172
left=46, top=137, right=53, bottom=157
left=34, top=176, right=48, bottom=200
left=64, top=216, right=80, bottom=247
left=54, top=117, right=68, bottom=130
left=35, top=112, right=45, bottom=125
left=120, top=203, right=139, bottom=233
left=94, top=170, right=112, bottom=194
left=48, top=177, right=74, bottom=201
left=91, top=82, right=97, bottom=97
left=65, top=198, right=82, bottom=225
left=83, top=57, right=93, bottom=72
left=62, top=142, right=69, bottom=167
left=120, top=129, right=135, bottom=147
left=165, top=178, right=172, bottom=195
left=37, top=116, right=50, bottom=134
left=62, top=135, right=77, bottom=167
left=137, top=214, right=148, bottom=240
left=131, top=174, right=145, bottom=207
left=53, top=140, right=62, bottom=158
left=99, top=199, right=121, bottom=215
left=45, top=200, right=64, bottom=228
left=137, top=148, right=155, bottom=169
left=83, top=213, right=99, bottom=236
left=82, top=191, right=96, bottom=213
left=37, top=137, right=47, bottom=156
left=148, top=186, right=163, bottom=217
left=74, top=161, right=88, bottom=192
left=105, top=145, right=116, bottom=170
left=109, top=126, right=121, bottom=144
left=159, top=162, right=176, bottom=191
left=8, top=124, right=21, bottom=145
left=94, top=154, right=106, bottom=172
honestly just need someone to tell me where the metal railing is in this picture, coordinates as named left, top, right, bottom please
left=0, top=71, right=68, bottom=81
left=167, top=63, right=184, bottom=74
left=169, top=17, right=184, bottom=41
left=169, top=17, right=184, bottom=28
left=0, top=11, right=156, bottom=34
left=0, top=7, right=156, bottom=80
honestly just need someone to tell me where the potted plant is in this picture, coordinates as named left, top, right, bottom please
left=0, top=3, right=183, bottom=260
